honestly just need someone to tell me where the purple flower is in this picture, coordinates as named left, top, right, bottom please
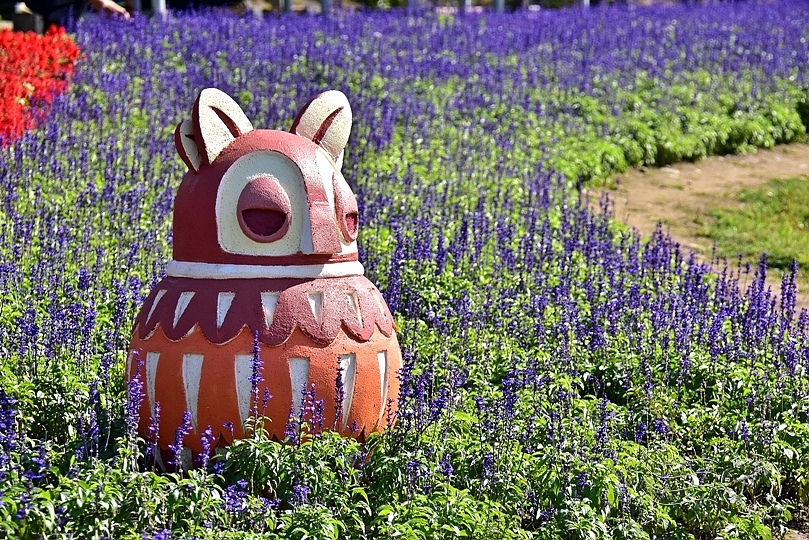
left=0, top=388, right=18, bottom=479
left=145, top=402, right=161, bottom=468
left=224, top=479, right=249, bottom=513
left=291, top=482, right=309, bottom=505
left=653, top=417, right=669, bottom=438
left=439, top=453, right=454, bottom=478
left=168, top=411, right=193, bottom=471
left=481, top=452, right=494, bottom=480
left=22, top=443, right=48, bottom=483
left=199, top=425, right=215, bottom=470
left=537, top=506, right=557, bottom=522
left=143, top=530, right=172, bottom=540
left=575, top=472, right=590, bottom=496
left=15, top=492, right=30, bottom=520
left=261, top=387, right=272, bottom=414
left=125, top=358, right=144, bottom=442
left=249, top=331, right=264, bottom=418
left=283, top=416, right=299, bottom=446
left=634, top=422, right=648, bottom=444
left=76, top=268, right=91, bottom=291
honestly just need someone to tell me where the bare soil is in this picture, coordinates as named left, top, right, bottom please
left=587, top=143, right=809, bottom=310
left=787, top=505, right=809, bottom=539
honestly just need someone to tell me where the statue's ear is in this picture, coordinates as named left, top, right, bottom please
left=175, top=88, right=253, bottom=172
left=290, top=90, right=352, bottom=168
left=174, top=119, right=201, bottom=172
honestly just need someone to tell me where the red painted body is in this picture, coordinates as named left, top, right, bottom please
left=126, top=89, right=401, bottom=469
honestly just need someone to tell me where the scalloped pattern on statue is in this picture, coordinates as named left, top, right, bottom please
left=134, top=275, right=395, bottom=346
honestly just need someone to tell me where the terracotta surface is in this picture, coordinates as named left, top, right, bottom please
left=127, top=88, right=401, bottom=468
left=134, top=276, right=395, bottom=346
left=129, top=325, right=402, bottom=468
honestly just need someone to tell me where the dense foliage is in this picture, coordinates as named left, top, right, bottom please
left=2, top=2, right=809, bottom=538
left=0, top=27, right=80, bottom=143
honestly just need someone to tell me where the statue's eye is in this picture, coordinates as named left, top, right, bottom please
left=344, top=211, right=358, bottom=238
left=334, top=173, right=358, bottom=243
left=236, top=176, right=291, bottom=243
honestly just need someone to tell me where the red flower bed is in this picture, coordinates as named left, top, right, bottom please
left=0, top=27, right=80, bottom=143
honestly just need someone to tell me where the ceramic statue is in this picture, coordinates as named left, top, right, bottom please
left=126, top=88, right=402, bottom=469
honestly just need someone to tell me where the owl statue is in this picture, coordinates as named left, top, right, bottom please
left=126, top=88, right=401, bottom=470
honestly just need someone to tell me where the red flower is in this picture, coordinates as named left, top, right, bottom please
left=0, top=26, right=81, bottom=144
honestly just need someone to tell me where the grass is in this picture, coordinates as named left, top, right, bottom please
left=706, top=176, right=809, bottom=271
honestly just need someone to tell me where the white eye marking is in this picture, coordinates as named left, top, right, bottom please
left=146, top=290, right=167, bottom=323
left=372, top=289, right=386, bottom=316
left=216, top=151, right=308, bottom=256
left=261, top=292, right=280, bottom=328
left=182, top=354, right=204, bottom=431
left=308, top=292, right=324, bottom=324
left=378, top=351, right=388, bottom=423
left=235, top=354, right=253, bottom=426
left=315, top=148, right=338, bottom=221
left=174, top=292, right=195, bottom=327
left=146, top=352, right=160, bottom=414
left=289, top=357, right=311, bottom=419
left=126, top=351, right=135, bottom=382
left=339, top=353, right=357, bottom=429
left=347, top=291, right=362, bottom=326
left=217, top=292, right=235, bottom=328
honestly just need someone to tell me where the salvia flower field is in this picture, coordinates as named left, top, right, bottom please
left=2, top=2, right=809, bottom=538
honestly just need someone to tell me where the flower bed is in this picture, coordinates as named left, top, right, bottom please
left=0, top=27, right=80, bottom=143
left=1, top=3, right=809, bottom=538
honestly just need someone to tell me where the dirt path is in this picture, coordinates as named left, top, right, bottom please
left=588, top=143, right=809, bottom=310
